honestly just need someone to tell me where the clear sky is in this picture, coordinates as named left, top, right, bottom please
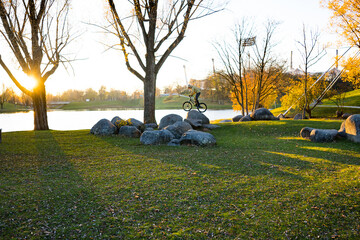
left=0, top=0, right=348, bottom=95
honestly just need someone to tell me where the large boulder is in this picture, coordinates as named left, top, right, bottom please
left=186, top=110, right=210, bottom=125
left=128, top=118, right=145, bottom=132
left=232, top=115, right=243, bottom=122
left=342, top=113, right=351, bottom=119
left=310, top=129, right=339, bottom=143
left=90, top=119, right=117, bottom=136
left=250, top=108, right=278, bottom=121
left=167, top=139, right=181, bottom=146
left=300, top=127, right=315, bottom=139
left=158, top=114, right=183, bottom=130
left=118, top=126, right=141, bottom=138
left=339, top=114, right=360, bottom=143
left=164, top=121, right=192, bottom=139
left=145, top=123, right=158, bottom=129
left=184, top=118, right=202, bottom=128
left=239, top=115, right=252, bottom=122
left=179, top=130, right=216, bottom=146
left=140, top=129, right=175, bottom=145
left=111, top=116, right=122, bottom=126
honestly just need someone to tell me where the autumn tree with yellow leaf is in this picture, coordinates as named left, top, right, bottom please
left=322, top=0, right=360, bottom=90
left=323, top=0, right=360, bottom=47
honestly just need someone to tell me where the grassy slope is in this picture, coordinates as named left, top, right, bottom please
left=271, top=89, right=360, bottom=118
left=0, top=102, right=30, bottom=113
left=61, top=95, right=232, bottom=111
left=1, top=120, right=359, bottom=239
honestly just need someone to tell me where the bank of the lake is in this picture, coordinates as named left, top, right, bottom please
left=0, top=109, right=239, bottom=132
left=1, top=120, right=359, bottom=239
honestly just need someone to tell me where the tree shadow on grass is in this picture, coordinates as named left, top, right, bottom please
left=0, top=131, right=125, bottom=239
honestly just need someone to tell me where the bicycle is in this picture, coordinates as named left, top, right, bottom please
left=182, top=96, right=207, bottom=113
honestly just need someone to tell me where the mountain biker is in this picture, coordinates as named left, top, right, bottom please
left=188, top=84, right=201, bottom=107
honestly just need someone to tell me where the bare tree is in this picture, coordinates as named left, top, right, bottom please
left=0, top=83, right=9, bottom=109
left=252, top=19, right=283, bottom=111
left=106, top=0, right=221, bottom=123
left=296, top=24, right=326, bottom=118
left=214, top=18, right=254, bottom=116
left=0, top=0, right=72, bottom=130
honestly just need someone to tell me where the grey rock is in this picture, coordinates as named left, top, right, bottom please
left=250, top=108, right=278, bottom=120
left=179, top=130, right=216, bottom=146
left=300, top=127, right=315, bottom=139
left=341, top=114, right=360, bottom=143
left=118, top=126, right=141, bottom=138
left=145, top=123, right=158, bottom=129
left=128, top=118, right=145, bottom=132
left=342, top=113, right=351, bottom=119
left=164, top=121, right=192, bottom=139
left=140, top=129, right=175, bottom=145
left=186, top=110, right=210, bottom=125
left=239, top=115, right=252, bottom=122
left=90, top=119, right=117, bottom=136
left=184, top=118, right=202, bottom=128
left=111, top=116, right=122, bottom=126
left=167, top=139, right=181, bottom=146
left=310, top=129, right=339, bottom=142
left=158, top=114, right=183, bottom=130
left=232, top=115, right=243, bottom=122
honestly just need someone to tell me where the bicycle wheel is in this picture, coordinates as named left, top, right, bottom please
left=182, top=101, right=192, bottom=111
left=198, top=102, right=207, bottom=113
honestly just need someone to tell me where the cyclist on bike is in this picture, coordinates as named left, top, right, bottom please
left=188, top=84, right=201, bottom=107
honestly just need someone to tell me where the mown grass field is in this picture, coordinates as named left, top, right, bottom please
left=271, top=89, right=360, bottom=118
left=1, top=120, right=359, bottom=239
left=60, top=95, right=233, bottom=111
left=0, top=102, right=30, bottom=113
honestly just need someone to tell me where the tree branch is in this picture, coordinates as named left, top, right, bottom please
left=0, top=55, right=33, bottom=97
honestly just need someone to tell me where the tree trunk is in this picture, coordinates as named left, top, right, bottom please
left=302, top=72, right=308, bottom=119
left=32, top=82, right=49, bottom=130
left=143, top=68, right=157, bottom=124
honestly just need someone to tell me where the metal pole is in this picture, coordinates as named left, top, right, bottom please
left=183, top=65, right=188, bottom=85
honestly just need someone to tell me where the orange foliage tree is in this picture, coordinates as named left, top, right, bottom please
left=341, top=54, right=360, bottom=88
left=323, top=0, right=360, bottom=47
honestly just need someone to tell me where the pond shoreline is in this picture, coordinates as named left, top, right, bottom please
left=0, top=109, right=240, bottom=132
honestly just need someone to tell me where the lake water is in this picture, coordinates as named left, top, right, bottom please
left=0, top=109, right=240, bottom=132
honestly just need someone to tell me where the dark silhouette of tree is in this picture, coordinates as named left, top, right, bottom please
left=0, top=0, right=72, bottom=130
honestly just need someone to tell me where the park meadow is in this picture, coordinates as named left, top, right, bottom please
left=1, top=119, right=359, bottom=239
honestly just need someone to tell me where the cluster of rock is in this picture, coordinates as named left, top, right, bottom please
left=90, top=110, right=219, bottom=146
left=300, top=114, right=360, bottom=143
left=222, top=108, right=279, bottom=123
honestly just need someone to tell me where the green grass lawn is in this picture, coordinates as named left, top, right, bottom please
left=322, top=89, right=360, bottom=106
left=271, top=89, right=360, bottom=118
left=0, top=102, right=30, bottom=113
left=1, top=120, right=359, bottom=239
left=61, top=96, right=233, bottom=111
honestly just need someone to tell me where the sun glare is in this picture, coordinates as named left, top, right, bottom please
left=20, top=73, right=38, bottom=90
